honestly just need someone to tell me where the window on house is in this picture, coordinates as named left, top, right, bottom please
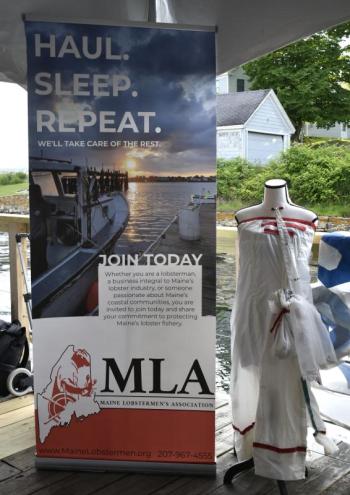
left=342, top=123, right=347, bottom=132
left=237, top=79, right=245, bottom=92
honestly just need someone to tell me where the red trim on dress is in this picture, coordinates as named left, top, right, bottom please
left=239, top=216, right=316, bottom=230
left=261, top=221, right=306, bottom=231
left=232, top=422, right=255, bottom=435
left=253, top=442, right=306, bottom=454
left=283, top=217, right=316, bottom=229
left=270, top=308, right=290, bottom=335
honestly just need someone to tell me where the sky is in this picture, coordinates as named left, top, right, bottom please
left=0, top=82, right=28, bottom=171
left=24, top=21, right=216, bottom=177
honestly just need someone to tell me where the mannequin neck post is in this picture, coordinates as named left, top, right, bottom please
left=263, top=179, right=289, bottom=211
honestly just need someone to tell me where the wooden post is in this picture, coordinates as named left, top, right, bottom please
left=0, top=214, right=30, bottom=332
left=8, top=223, right=29, bottom=332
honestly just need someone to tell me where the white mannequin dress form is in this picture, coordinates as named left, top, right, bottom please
left=235, top=179, right=318, bottom=225
left=230, top=179, right=336, bottom=482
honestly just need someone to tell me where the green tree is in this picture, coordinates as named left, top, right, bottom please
left=244, top=23, right=350, bottom=141
left=0, top=172, right=28, bottom=185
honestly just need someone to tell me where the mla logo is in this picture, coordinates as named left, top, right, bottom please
left=37, top=345, right=100, bottom=443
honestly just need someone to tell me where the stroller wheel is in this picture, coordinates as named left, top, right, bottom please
left=7, top=368, right=33, bottom=397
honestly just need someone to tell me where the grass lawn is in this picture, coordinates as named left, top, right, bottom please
left=0, top=182, right=28, bottom=197
left=303, top=136, right=350, bottom=148
left=304, top=203, right=350, bottom=217
left=217, top=199, right=244, bottom=212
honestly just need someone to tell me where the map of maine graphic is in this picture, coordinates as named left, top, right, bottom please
left=37, top=346, right=100, bottom=443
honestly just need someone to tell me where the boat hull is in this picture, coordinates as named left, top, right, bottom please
left=38, top=243, right=107, bottom=318
left=32, top=192, right=129, bottom=318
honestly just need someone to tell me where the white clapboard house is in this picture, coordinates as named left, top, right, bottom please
left=217, top=89, right=295, bottom=164
left=216, top=66, right=251, bottom=94
left=304, top=122, right=350, bottom=140
left=218, top=67, right=349, bottom=142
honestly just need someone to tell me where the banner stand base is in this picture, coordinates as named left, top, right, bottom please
left=35, top=457, right=217, bottom=477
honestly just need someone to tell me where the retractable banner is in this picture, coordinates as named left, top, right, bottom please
left=25, top=20, right=216, bottom=474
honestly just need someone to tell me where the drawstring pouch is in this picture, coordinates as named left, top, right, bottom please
left=269, top=289, right=295, bottom=359
left=269, top=208, right=337, bottom=381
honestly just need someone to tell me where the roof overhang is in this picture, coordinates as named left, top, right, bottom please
left=0, top=0, right=349, bottom=85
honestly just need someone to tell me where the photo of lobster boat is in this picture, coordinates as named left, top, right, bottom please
left=30, top=157, right=129, bottom=318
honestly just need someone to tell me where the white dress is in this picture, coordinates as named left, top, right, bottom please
left=230, top=213, right=335, bottom=481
